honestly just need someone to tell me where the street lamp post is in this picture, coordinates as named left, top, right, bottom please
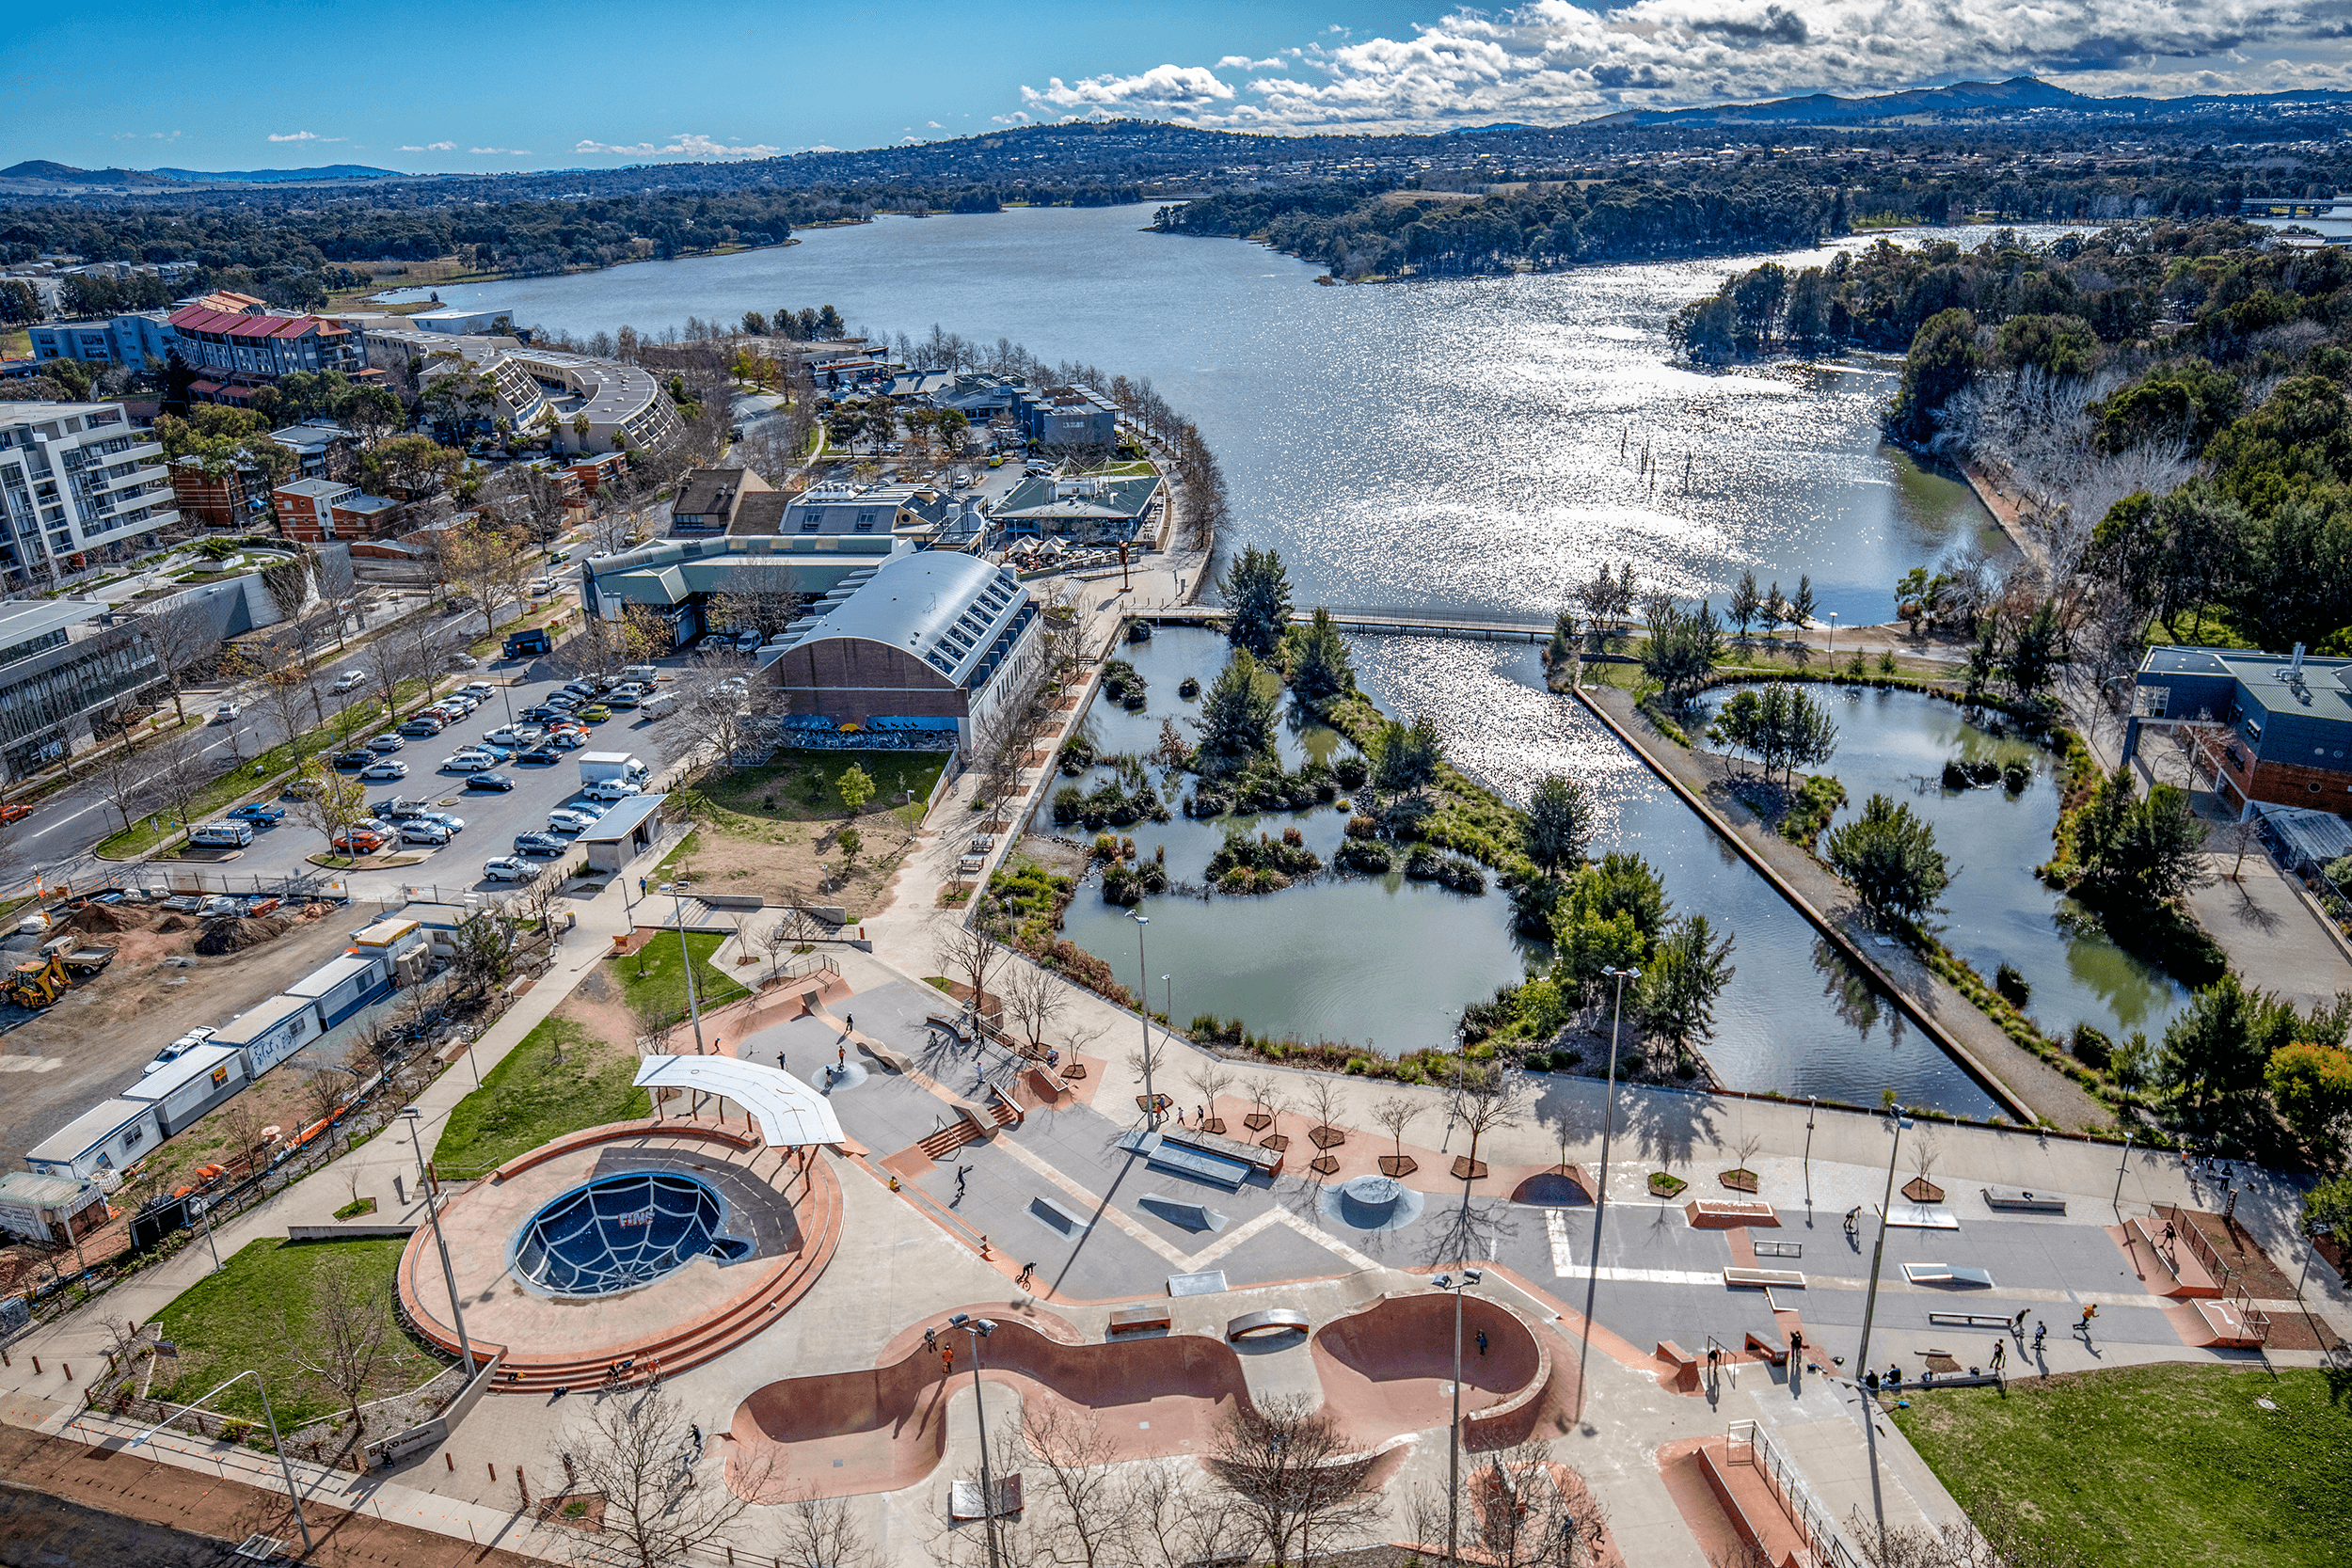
left=1853, top=1111, right=1915, bottom=1386
left=1129, top=911, right=1159, bottom=1131
left=1433, top=1269, right=1483, bottom=1565
left=1581, top=966, right=1640, bottom=1384
left=129, top=1368, right=311, bottom=1554
left=670, top=877, right=707, bottom=1066
left=1827, top=610, right=1837, bottom=659
left=949, top=1313, right=1004, bottom=1568
left=400, top=1107, right=475, bottom=1376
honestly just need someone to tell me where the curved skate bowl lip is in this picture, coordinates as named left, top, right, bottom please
left=1311, top=1288, right=1556, bottom=1448
left=397, top=1118, right=838, bottom=1385
left=723, top=1291, right=1553, bottom=1499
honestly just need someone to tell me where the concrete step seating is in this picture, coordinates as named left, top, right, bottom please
left=477, top=1158, right=845, bottom=1396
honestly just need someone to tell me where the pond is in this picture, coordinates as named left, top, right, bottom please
left=1041, top=628, right=2004, bottom=1117
left=1700, top=681, right=2191, bottom=1046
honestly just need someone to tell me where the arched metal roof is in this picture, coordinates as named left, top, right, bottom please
left=633, top=1055, right=846, bottom=1147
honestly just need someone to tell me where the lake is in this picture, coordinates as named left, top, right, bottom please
left=383, top=206, right=2043, bottom=626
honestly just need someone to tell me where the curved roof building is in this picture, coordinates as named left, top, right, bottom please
left=761, top=550, right=1041, bottom=746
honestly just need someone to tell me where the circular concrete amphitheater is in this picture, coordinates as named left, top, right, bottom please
left=397, top=1119, right=841, bottom=1393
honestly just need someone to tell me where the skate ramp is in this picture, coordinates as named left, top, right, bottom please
left=1311, top=1290, right=1553, bottom=1449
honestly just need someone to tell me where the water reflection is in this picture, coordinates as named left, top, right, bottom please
left=1702, top=681, right=2189, bottom=1041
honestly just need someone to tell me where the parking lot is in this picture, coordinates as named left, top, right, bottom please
left=181, top=654, right=693, bottom=901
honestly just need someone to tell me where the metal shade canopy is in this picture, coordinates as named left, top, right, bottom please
left=633, top=1055, right=846, bottom=1147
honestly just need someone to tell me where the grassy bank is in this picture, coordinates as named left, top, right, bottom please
left=431, top=1016, right=649, bottom=1175
left=1892, top=1365, right=2351, bottom=1568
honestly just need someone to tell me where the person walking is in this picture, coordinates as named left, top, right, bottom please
left=2032, top=1321, right=2047, bottom=1354
left=1990, top=1339, right=2006, bottom=1374
left=1843, top=1206, right=1860, bottom=1239
left=2011, top=1307, right=2029, bottom=1336
left=1475, top=1330, right=1488, bottom=1357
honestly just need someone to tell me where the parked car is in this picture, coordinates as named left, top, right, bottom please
left=367, top=733, right=405, bottom=752
left=375, top=799, right=430, bottom=820
left=474, top=743, right=514, bottom=763
left=438, top=754, right=491, bottom=773
left=466, top=771, right=516, bottom=792
left=399, top=822, right=453, bottom=846
left=735, top=629, right=765, bottom=652
left=580, top=778, right=640, bottom=801
left=189, top=822, right=254, bottom=849
left=331, top=670, right=367, bottom=693
left=578, top=704, right=613, bottom=722
left=517, top=746, right=561, bottom=766
left=448, top=652, right=478, bottom=670
left=331, top=749, right=374, bottom=769
left=213, top=702, right=241, bottom=723
left=606, top=689, right=641, bottom=709
left=547, top=807, right=603, bottom=833
left=519, top=705, right=565, bottom=723
left=331, top=828, right=387, bottom=853
left=226, top=802, right=285, bottom=824
left=484, top=726, right=530, bottom=747
left=361, top=759, right=409, bottom=781
left=563, top=680, right=599, bottom=699
left=422, top=812, right=467, bottom=832
left=401, top=718, right=444, bottom=737
left=544, top=691, right=580, bottom=710
left=512, top=832, right=567, bottom=856
left=482, top=856, right=540, bottom=881
left=462, top=681, right=496, bottom=698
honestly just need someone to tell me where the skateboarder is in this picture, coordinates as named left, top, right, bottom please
left=2011, top=1307, right=2029, bottom=1336
left=2077, top=1303, right=2098, bottom=1332
left=1990, top=1340, right=2006, bottom=1373
left=1475, top=1330, right=1488, bottom=1356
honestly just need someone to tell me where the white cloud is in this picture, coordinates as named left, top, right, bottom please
left=1023, top=63, right=1237, bottom=114
left=469, top=147, right=532, bottom=155
left=398, top=141, right=459, bottom=152
left=267, top=130, right=341, bottom=143
left=571, top=133, right=781, bottom=159
left=1018, top=2, right=2352, bottom=131
left=992, top=111, right=1034, bottom=125
left=928, top=120, right=945, bottom=128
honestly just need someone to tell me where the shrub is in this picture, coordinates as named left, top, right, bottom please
left=1334, top=838, right=1393, bottom=875
left=1344, top=815, right=1379, bottom=839
left=1333, top=754, right=1369, bottom=789
left=1994, top=962, right=2032, bottom=1009
left=2070, top=1022, right=2113, bottom=1069
left=1051, top=784, right=1085, bottom=825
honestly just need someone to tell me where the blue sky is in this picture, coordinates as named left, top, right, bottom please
left=12, top=0, right=2352, bottom=173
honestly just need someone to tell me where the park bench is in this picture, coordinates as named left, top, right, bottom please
left=1108, top=1304, right=1171, bottom=1336
left=1723, top=1267, right=1805, bottom=1289
left=1226, top=1308, right=1310, bottom=1341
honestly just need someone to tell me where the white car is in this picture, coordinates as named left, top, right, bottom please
left=447, top=652, right=479, bottom=670
left=331, top=670, right=366, bottom=693
left=484, top=726, right=530, bottom=747
left=399, top=821, right=453, bottom=846
left=462, top=681, right=495, bottom=698
left=422, top=811, right=467, bottom=832
left=360, top=759, right=408, bottom=781
left=438, top=754, right=492, bottom=773
left=547, top=806, right=603, bottom=832
left=481, top=857, right=539, bottom=881
left=213, top=702, right=242, bottom=723
left=580, top=779, right=641, bottom=802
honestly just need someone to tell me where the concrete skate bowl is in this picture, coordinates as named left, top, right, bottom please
left=1311, top=1291, right=1565, bottom=1451
left=726, top=1311, right=1257, bottom=1498
left=398, top=1120, right=841, bottom=1395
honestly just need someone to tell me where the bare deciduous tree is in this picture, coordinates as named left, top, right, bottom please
left=1372, top=1095, right=1423, bottom=1173
left=135, top=598, right=222, bottom=723
left=1447, top=1058, right=1533, bottom=1177
left=772, top=1486, right=874, bottom=1568
left=935, top=925, right=1006, bottom=1016
left=562, top=1388, right=770, bottom=1568
left=1001, top=961, right=1066, bottom=1059
left=138, top=723, right=223, bottom=842
left=286, top=1256, right=405, bottom=1434
left=1205, top=1393, right=1381, bottom=1568
left=1405, top=1441, right=1613, bottom=1568
left=1188, top=1058, right=1235, bottom=1133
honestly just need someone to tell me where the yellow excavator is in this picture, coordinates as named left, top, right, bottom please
left=5, top=943, right=116, bottom=1009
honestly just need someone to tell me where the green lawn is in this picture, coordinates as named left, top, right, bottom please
left=612, top=929, right=748, bottom=1024
left=430, top=1016, right=650, bottom=1175
left=683, top=749, right=948, bottom=823
left=152, top=1237, right=422, bottom=1428
left=1891, top=1364, right=2352, bottom=1568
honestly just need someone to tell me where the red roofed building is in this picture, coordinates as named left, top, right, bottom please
left=166, top=300, right=361, bottom=399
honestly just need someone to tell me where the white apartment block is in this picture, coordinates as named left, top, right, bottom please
left=0, top=402, right=180, bottom=584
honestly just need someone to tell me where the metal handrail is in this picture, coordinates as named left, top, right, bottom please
left=1727, top=1418, right=1859, bottom=1568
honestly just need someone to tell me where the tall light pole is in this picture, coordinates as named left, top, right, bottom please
left=1853, top=1111, right=1914, bottom=1386
left=1827, top=610, right=1837, bottom=659
left=670, top=877, right=707, bottom=1053
left=400, top=1107, right=475, bottom=1376
left=130, top=1368, right=311, bottom=1554
left=1128, top=911, right=1159, bottom=1131
left=1433, top=1269, right=1483, bottom=1565
left=1581, top=966, right=1640, bottom=1387
left=949, top=1313, right=1004, bottom=1568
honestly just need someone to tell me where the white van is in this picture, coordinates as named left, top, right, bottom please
left=189, top=821, right=255, bottom=849
left=620, top=664, right=660, bottom=686
left=639, top=692, right=677, bottom=721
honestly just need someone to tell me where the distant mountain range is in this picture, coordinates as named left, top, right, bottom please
left=0, top=160, right=405, bottom=188
left=1583, top=75, right=2352, bottom=128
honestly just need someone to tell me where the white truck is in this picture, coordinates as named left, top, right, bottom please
left=579, top=752, right=652, bottom=787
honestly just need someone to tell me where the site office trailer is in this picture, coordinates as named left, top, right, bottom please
left=283, top=952, right=391, bottom=1029
left=24, top=1098, right=163, bottom=1182
left=0, top=1171, right=108, bottom=1246
left=119, top=1042, right=250, bottom=1134
left=214, top=992, right=329, bottom=1079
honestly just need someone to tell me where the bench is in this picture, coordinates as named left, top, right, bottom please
left=1108, top=1305, right=1171, bottom=1336
left=1160, top=1126, right=1282, bottom=1179
left=1982, top=1187, right=2067, bottom=1212
left=1724, top=1268, right=1805, bottom=1289
left=1743, top=1329, right=1788, bottom=1367
left=1145, top=1143, right=1249, bottom=1191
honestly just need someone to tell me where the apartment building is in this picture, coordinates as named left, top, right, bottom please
left=167, top=301, right=362, bottom=401
left=273, top=477, right=404, bottom=543
left=0, top=401, right=179, bottom=584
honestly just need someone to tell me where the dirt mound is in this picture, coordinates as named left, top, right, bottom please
left=153, top=913, right=199, bottom=933
left=299, top=902, right=335, bottom=919
left=193, top=914, right=294, bottom=956
left=67, top=903, right=149, bottom=933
